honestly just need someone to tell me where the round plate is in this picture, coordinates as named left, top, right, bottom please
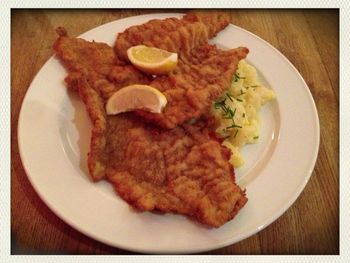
left=18, top=13, right=320, bottom=254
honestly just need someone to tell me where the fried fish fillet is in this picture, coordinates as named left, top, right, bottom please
left=54, top=28, right=151, bottom=180
left=53, top=28, right=247, bottom=227
left=74, top=75, right=247, bottom=227
left=137, top=45, right=249, bottom=129
left=115, top=11, right=231, bottom=61
left=105, top=112, right=247, bottom=227
left=54, top=27, right=151, bottom=99
left=115, top=12, right=249, bottom=128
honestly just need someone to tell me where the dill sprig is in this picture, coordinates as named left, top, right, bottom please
left=214, top=94, right=242, bottom=133
left=233, top=72, right=246, bottom=82
left=222, top=107, right=236, bottom=119
left=214, top=98, right=226, bottom=109
left=245, top=85, right=260, bottom=89
left=226, top=92, right=234, bottom=102
left=239, top=89, right=246, bottom=96
left=227, top=124, right=242, bottom=129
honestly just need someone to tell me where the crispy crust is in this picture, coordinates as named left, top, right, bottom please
left=103, top=114, right=247, bottom=227
left=114, top=12, right=230, bottom=61
left=114, top=12, right=248, bottom=128
left=76, top=77, right=107, bottom=181
left=53, top=13, right=248, bottom=227
left=136, top=45, right=249, bottom=128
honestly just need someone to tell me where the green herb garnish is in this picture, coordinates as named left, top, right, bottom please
left=213, top=94, right=242, bottom=132
left=214, top=98, right=226, bottom=109
left=227, top=124, right=242, bottom=129
left=253, top=136, right=259, bottom=139
left=221, top=104, right=229, bottom=114
left=223, top=108, right=235, bottom=119
left=245, top=85, right=259, bottom=89
left=233, top=72, right=246, bottom=82
left=226, top=92, right=234, bottom=102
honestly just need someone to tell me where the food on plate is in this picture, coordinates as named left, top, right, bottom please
left=115, top=12, right=249, bottom=129
left=127, top=45, right=178, bottom=75
left=136, top=45, right=249, bottom=129
left=106, top=84, right=168, bottom=115
left=53, top=12, right=253, bottom=227
left=105, top=113, right=246, bottom=227
left=54, top=28, right=150, bottom=181
left=115, top=11, right=231, bottom=61
left=53, top=27, right=247, bottom=227
left=54, top=27, right=152, bottom=100
left=211, top=60, right=276, bottom=167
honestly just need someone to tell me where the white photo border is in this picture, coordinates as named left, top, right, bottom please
left=2, top=0, right=347, bottom=262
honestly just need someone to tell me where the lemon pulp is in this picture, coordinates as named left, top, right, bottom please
left=127, top=45, right=178, bottom=75
left=106, top=84, right=167, bottom=115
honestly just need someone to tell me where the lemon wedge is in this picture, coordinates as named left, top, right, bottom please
left=127, top=45, right=178, bottom=75
left=106, top=84, right=167, bottom=115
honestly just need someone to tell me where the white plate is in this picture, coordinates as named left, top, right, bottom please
left=18, top=13, right=320, bottom=254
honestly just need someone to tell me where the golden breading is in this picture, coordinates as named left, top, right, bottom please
left=105, top=113, right=247, bottom=227
left=114, top=12, right=230, bottom=61
left=53, top=12, right=248, bottom=227
left=114, top=12, right=248, bottom=128
left=136, top=45, right=249, bottom=128
left=73, top=75, right=247, bottom=226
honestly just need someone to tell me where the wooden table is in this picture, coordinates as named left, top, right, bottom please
left=11, top=9, right=339, bottom=255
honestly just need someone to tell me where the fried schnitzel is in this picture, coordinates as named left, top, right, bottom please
left=115, top=11, right=230, bottom=61
left=106, top=113, right=247, bottom=227
left=54, top=28, right=151, bottom=180
left=54, top=27, right=151, bottom=100
left=75, top=75, right=247, bottom=227
left=136, top=45, right=249, bottom=129
left=53, top=12, right=248, bottom=227
left=115, top=12, right=249, bottom=128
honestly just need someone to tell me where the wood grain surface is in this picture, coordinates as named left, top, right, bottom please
left=11, top=9, right=339, bottom=255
